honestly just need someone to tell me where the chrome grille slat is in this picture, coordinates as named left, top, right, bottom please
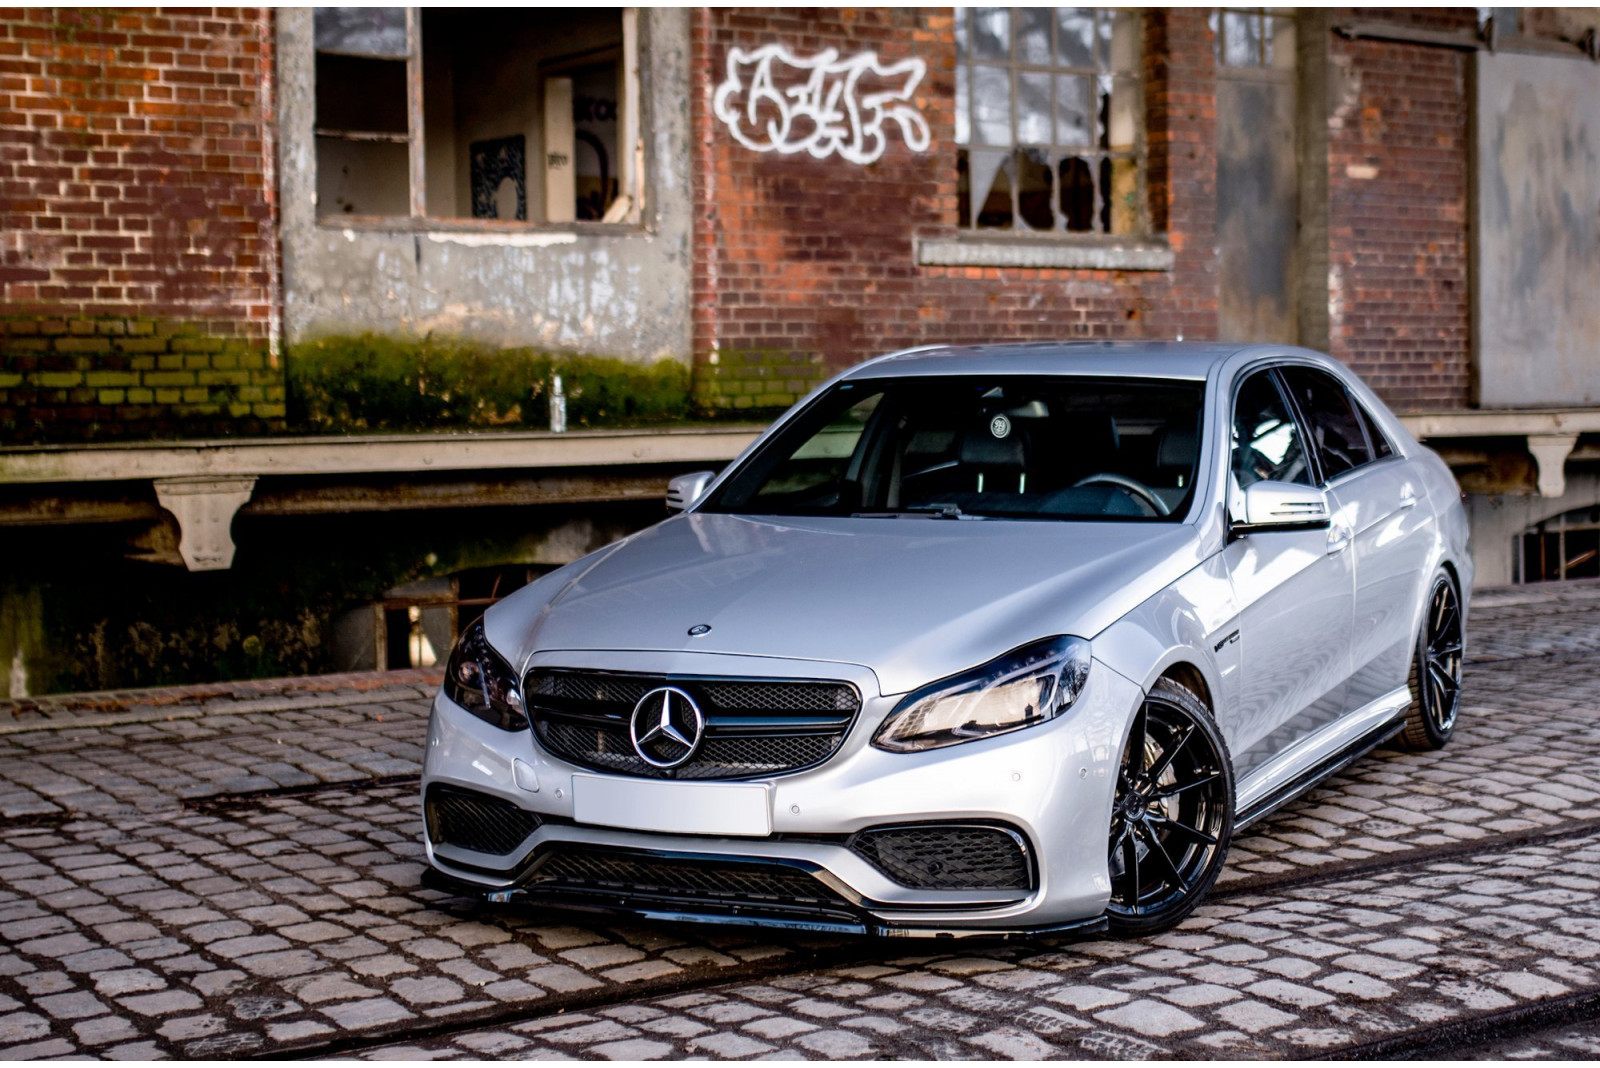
left=526, top=670, right=860, bottom=780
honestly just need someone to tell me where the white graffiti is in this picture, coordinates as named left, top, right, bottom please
left=712, top=43, right=931, bottom=165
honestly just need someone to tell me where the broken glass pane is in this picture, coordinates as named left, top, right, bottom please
left=1017, top=149, right=1054, bottom=230
left=1017, top=72, right=1052, bottom=145
left=1056, top=8, right=1096, bottom=68
left=970, top=148, right=1013, bottom=229
left=315, top=7, right=407, bottom=57
left=1017, top=7, right=1052, bottom=64
left=1060, top=156, right=1095, bottom=231
left=971, top=7, right=1010, bottom=61
left=972, top=64, right=1012, bottom=146
left=1056, top=74, right=1092, bottom=146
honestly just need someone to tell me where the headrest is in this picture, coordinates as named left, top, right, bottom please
left=1156, top=424, right=1198, bottom=469
left=960, top=421, right=1026, bottom=468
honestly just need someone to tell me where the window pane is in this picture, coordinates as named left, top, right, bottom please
left=315, top=7, right=407, bottom=57
left=1233, top=372, right=1313, bottom=487
left=972, top=64, right=1012, bottom=146
left=1222, top=10, right=1260, bottom=67
left=1056, top=8, right=1096, bottom=68
left=955, top=63, right=970, bottom=145
left=1267, top=15, right=1296, bottom=70
left=316, top=53, right=408, bottom=134
left=1105, top=75, right=1138, bottom=151
left=971, top=149, right=1014, bottom=229
left=1107, top=155, right=1138, bottom=234
left=1016, top=7, right=1052, bottom=64
left=1060, top=156, right=1094, bottom=231
left=1017, top=72, right=1052, bottom=145
left=970, top=7, right=1010, bottom=61
left=1108, top=9, right=1141, bottom=72
left=1278, top=368, right=1373, bottom=480
left=1017, top=148, right=1054, bottom=230
left=317, top=138, right=410, bottom=217
left=1055, top=74, right=1093, bottom=146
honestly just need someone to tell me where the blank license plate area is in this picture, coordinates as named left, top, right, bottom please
left=572, top=774, right=772, bottom=836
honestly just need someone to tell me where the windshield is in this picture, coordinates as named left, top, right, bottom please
left=702, top=375, right=1206, bottom=521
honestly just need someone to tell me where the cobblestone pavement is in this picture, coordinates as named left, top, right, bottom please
left=0, top=582, right=1597, bottom=1058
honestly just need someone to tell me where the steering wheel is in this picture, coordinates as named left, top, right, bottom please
left=1072, top=473, right=1170, bottom=517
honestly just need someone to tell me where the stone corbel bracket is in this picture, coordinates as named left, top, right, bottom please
left=1526, top=434, right=1578, bottom=498
left=153, top=476, right=258, bottom=571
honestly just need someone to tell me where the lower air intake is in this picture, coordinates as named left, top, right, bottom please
left=425, top=785, right=540, bottom=856
left=527, top=847, right=857, bottom=917
left=849, top=823, right=1033, bottom=891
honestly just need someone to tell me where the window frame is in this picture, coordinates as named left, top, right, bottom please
left=311, top=6, right=644, bottom=233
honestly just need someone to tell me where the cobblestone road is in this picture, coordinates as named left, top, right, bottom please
left=1, top=581, right=1598, bottom=1058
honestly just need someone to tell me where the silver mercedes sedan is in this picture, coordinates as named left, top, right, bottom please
left=421, top=342, right=1471, bottom=938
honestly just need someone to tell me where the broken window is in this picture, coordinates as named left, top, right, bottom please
left=1517, top=505, right=1600, bottom=584
left=954, top=7, right=1144, bottom=235
left=1210, top=8, right=1296, bottom=69
left=313, top=7, right=641, bottom=225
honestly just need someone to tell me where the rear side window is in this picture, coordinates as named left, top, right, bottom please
left=1351, top=398, right=1394, bottom=459
left=1278, top=367, right=1372, bottom=482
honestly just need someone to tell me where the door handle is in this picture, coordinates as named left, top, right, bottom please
left=1326, top=525, right=1352, bottom=555
left=1398, top=487, right=1418, bottom=510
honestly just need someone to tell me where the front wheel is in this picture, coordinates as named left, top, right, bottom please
left=1397, top=571, right=1464, bottom=751
left=1105, top=677, right=1235, bottom=935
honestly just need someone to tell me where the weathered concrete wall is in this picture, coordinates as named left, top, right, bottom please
left=275, top=9, right=692, bottom=362
left=1466, top=471, right=1600, bottom=588
left=1473, top=50, right=1600, bottom=408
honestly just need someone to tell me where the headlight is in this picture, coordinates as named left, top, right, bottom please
left=442, top=619, right=527, bottom=732
left=873, top=636, right=1092, bottom=753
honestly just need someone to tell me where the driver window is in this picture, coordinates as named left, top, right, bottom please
left=1233, top=371, right=1313, bottom=487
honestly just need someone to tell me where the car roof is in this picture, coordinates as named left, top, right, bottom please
left=841, top=340, right=1291, bottom=382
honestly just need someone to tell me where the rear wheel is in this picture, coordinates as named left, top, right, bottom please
left=1397, top=572, right=1463, bottom=751
left=1105, top=677, right=1234, bottom=935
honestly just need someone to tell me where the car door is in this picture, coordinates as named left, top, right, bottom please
left=1221, top=367, right=1355, bottom=776
left=1279, top=366, right=1435, bottom=712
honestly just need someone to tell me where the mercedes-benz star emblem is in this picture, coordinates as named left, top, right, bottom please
left=629, top=686, right=706, bottom=769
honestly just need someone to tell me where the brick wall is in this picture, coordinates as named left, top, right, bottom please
left=691, top=8, right=1223, bottom=410
left=1324, top=8, right=1474, bottom=411
left=0, top=7, right=281, bottom=441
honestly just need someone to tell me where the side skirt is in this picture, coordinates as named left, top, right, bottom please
left=1234, top=707, right=1406, bottom=831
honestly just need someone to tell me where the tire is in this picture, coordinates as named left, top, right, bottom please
left=1397, top=571, right=1464, bottom=751
left=1105, top=676, right=1235, bottom=936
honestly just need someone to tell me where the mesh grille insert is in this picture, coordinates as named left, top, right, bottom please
left=850, top=824, right=1033, bottom=891
left=529, top=848, right=854, bottom=910
left=425, top=785, right=540, bottom=856
left=526, top=670, right=859, bottom=780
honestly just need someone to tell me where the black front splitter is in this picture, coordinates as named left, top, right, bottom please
left=420, top=865, right=1109, bottom=942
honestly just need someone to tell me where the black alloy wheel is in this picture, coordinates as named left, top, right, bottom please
left=1106, top=677, right=1234, bottom=934
left=1398, top=572, right=1464, bottom=751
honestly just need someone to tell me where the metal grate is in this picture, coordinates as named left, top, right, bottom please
left=425, top=785, right=541, bottom=856
left=526, top=670, right=859, bottom=780
left=528, top=847, right=853, bottom=910
left=849, top=824, right=1033, bottom=891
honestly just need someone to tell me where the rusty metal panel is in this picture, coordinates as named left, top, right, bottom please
left=1216, top=77, right=1299, bottom=345
left=1473, top=50, right=1600, bottom=407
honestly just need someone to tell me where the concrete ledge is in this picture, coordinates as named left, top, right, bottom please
left=916, top=236, right=1175, bottom=271
left=1399, top=409, right=1600, bottom=438
left=0, top=426, right=764, bottom=485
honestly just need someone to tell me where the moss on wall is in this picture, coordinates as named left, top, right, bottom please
left=287, top=334, right=697, bottom=432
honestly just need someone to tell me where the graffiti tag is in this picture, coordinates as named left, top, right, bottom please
left=712, top=44, right=931, bottom=165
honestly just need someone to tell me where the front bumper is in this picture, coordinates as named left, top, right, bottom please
left=420, top=651, right=1143, bottom=935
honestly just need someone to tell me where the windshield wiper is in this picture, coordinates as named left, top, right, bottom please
left=850, top=504, right=977, bottom=520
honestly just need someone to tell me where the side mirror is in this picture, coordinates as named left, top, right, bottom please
left=666, top=471, right=715, bottom=511
left=1231, top=479, right=1331, bottom=534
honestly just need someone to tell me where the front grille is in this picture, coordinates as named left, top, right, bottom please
left=526, top=670, right=859, bottom=780
left=526, top=847, right=856, bottom=917
left=849, top=823, right=1034, bottom=891
left=425, top=785, right=541, bottom=856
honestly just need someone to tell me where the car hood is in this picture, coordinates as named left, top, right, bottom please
left=487, top=512, right=1206, bottom=696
